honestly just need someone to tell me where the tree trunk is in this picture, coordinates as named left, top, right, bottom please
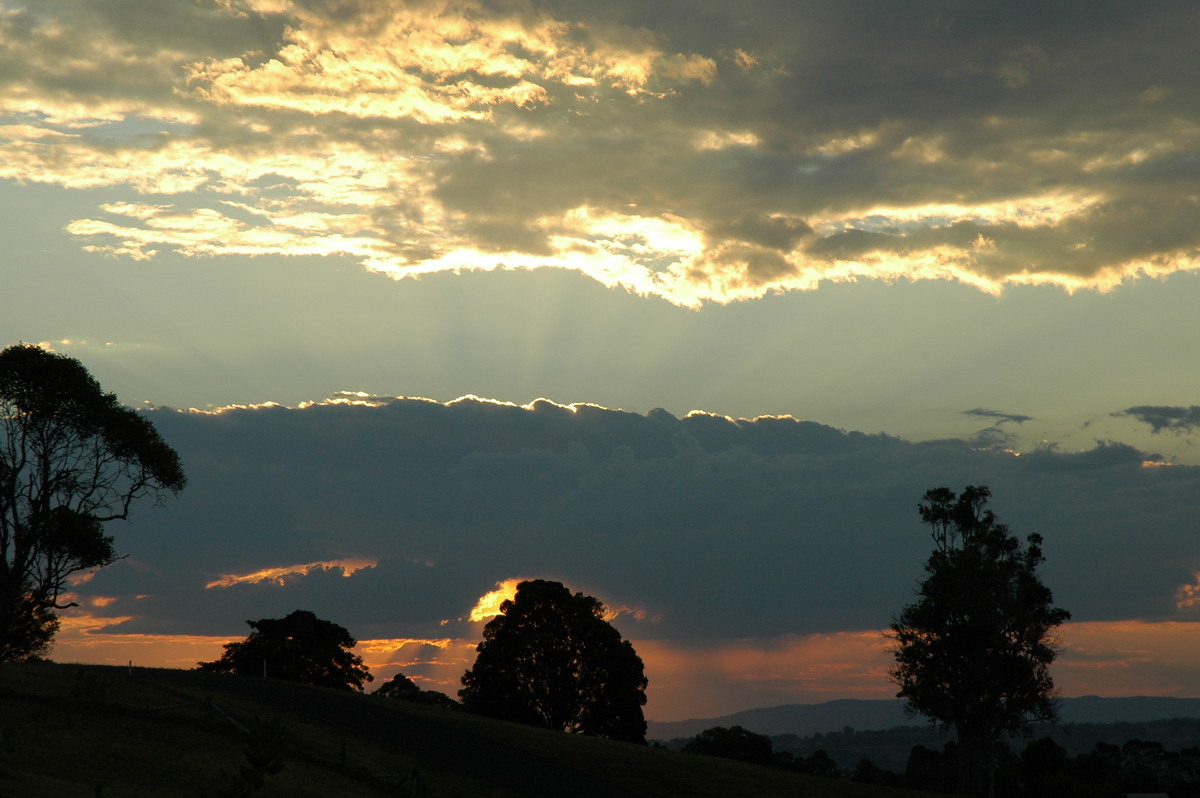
left=955, top=726, right=994, bottom=797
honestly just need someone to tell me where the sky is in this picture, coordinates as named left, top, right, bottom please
left=2, top=0, right=1200, bottom=722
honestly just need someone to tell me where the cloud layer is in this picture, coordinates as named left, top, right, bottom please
left=68, top=396, right=1200, bottom=648
left=4, top=0, right=1200, bottom=305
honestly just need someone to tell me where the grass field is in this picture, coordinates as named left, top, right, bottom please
left=0, top=660, right=926, bottom=797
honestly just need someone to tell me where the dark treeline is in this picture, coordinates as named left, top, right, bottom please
left=762, top=717, right=1200, bottom=772
left=667, top=722, right=1200, bottom=797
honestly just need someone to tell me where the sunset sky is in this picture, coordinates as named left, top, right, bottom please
left=3, top=0, right=1200, bottom=722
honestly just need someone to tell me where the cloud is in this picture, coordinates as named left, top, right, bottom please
left=54, top=394, right=1200, bottom=666
left=39, top=393, right=1200, bottom=717
left=1123, top=405, right=1200, bottom=434
left=467, top=577, right=525, bottom=622
left=204, top=558, right=377, bottom=589
left=964, top=408, right=1033, bottom=425
left=30, top=339, right=120, bottom=354
left=5, top=1, right=1200, bottom=305
left=963, top=408, right=1034, bottom=448
left=1054, top=621, right=1200, bottom=700
left=635, top=632, right=895, bottom=719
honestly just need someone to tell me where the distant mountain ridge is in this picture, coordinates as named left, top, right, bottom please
left=647, top=696, right=1200, bottom=740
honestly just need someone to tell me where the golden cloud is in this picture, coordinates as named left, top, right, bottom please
left=205, top=558, right=377, bottom=589
left=7, top=0, right=1200, bottom=306
left=467, top=577, right=525, bottom=622
left=185, top=0, right=710, bottom=124
left=1177, top=575, right=1200, bottom=610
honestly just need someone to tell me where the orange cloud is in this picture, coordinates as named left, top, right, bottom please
left=50, top=611, right=229, bottom=670
left=1054, top=620, right=1200, bottom=697
left=1176, top=575, right=1200, bottom=610
left=637, top=621, right=1200, bottom=721
left=467, top=578, right=526, bottom=622
left=358, top=638, right=452, bottom=655
left=463, top=576, right=655, bottom=626
left=205, top=558, right=377, bottom=589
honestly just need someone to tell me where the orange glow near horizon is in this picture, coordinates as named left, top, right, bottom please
left=43, top=613, right=1200, bottom=721
left=204, top=558, right=377, bottom=589
left=51, top=612, right=230, bottom=670
left=635, top=631, right=897, bottom=720
left=1053, top=619, right=1200, bottom=698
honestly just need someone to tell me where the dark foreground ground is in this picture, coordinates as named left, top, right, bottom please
left=1, top=661, right=927, bottom=797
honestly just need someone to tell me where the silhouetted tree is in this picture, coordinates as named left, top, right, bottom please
left=683, top=725, right=775, bottom=766
left=0, top=344, right=186, bottom=661
left=377, top=672, right=422, bottom=700
left=1020, top=736, right=1069, bottom=798
left=459, top=579, right=648, bottom=743
left=375, top=672, right=458, bottom=708
left=905, top=742, right=956, bottom=793
left=198, top=609, right=372, bottom=691
left=853, top=757, right=904, bottom=788
left=799, top=749, right=840, bottom=777
left=889, top=486, right=1070, bottom=797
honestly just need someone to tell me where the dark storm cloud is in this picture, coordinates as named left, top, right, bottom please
left=1123, top=405, right=1200, bottom=434
left=75, top=397, right=1200, bottom=644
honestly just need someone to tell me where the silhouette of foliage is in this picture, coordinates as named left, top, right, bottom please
left=198, top=609, right=372, bottom=691
left=459, top=579, right=648, bottom=743
left=375, top=672, right=458, bottom=709
left=904, top=742, right=955, bottom=793
left=889, top=486, right=1070, bottom=797
left=1020, top=736, right=1069, bottom=798
left=853, top=756, right=906, bottom=788
left=684, top=725, right=775, bottom=766
left=0, top=344, right=186, bottom=661
left=798, top=748, right=840, bottom=777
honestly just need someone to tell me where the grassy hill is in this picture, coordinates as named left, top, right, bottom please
left=0, top=660, right=927, bottom=797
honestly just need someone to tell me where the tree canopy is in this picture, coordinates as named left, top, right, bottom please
left=683, top=725, right=776, bottom=766
left=198, top=609, right=373, bottom=691
left=889, top=486, right=1070, bottom=797
left=459, top=579, right=648, bottom=743
left=375, top=672, right=458, bottom=709
left=0, top=344, right=186, bottom=661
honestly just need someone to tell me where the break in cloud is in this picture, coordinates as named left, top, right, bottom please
left=3, top=1, right=1200, bottom=306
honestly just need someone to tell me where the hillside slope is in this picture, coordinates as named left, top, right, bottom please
left=0, top=661, right=924, bottom=798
